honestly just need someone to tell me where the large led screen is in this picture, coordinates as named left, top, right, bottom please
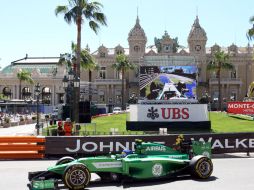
left=140, top=65, right=197, bottom=100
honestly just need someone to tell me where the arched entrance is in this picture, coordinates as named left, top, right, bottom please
left=2, top=87, right=12, bottom=99
left=22, top=87, right=31, bottom=99
left=42, top=87, right=51, bottom=104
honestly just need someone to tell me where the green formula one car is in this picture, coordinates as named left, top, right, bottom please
left=28, top=139, right=213, bottom=190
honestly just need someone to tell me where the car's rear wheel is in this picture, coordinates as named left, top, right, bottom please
left=56, top=156, right=75, bottom=166
left=63, top=164, right=90, bottom=190
left=190, top=156, right=213, bottom=179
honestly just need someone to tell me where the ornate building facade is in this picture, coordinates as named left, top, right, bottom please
left=0, top=16, right=253, bottom=108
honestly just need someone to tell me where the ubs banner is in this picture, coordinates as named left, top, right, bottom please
left=133, top=104, right=209, bottom=122
left=45, top=133, right=254, bottom=157
left=126, top=104, right=211, bottom=131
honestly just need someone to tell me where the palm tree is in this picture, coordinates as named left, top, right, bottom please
left=55, top=0, right=106, bottom=80
left=247, top=16, right=254, bottom=40
left=55, top=0, right=106, bottom=122
left=112, top=54, right=135, bottom=110
left=207, top=50, right=234, bottom=111
left=59, top=42, right=98, bottom=101
left=17, top=69, right=34, bottom=99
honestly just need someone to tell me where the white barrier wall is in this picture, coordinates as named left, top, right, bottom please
left=129, top=104, right=209, bottom=122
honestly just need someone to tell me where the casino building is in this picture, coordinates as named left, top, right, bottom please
left=0, top=16, right=253, bottom=109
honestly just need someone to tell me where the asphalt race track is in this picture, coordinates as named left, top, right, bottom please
left=0, top=158, right=254, bottom=190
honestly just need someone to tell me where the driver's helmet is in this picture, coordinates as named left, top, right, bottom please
left=121, top=149, right=133, bottom=157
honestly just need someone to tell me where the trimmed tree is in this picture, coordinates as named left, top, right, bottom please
left=112, top=53, right=135, bottom=110
left=207, top=50, right=234, bottom=111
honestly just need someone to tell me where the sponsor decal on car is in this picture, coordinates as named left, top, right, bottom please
left=168, top=155, right=185, bottom=159
left=92, top=161, right=122, bottom=169
left=146, top=146, right=166, bottom=152
left=202, top=151, right=210, bottom=158
left=152, top=163, right=163, bottom=177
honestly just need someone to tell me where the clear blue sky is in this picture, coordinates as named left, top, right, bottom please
left=0, top=0, right=253, bottom=69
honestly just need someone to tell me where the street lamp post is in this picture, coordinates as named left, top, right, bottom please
left=62, top=68, right=80, bottom=122
left=34, top=83, right=41, bottom=136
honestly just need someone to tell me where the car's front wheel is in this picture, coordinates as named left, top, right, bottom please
left=63, top=164, right=90, bottom=190
left=190, top=156, right=213, bottom=179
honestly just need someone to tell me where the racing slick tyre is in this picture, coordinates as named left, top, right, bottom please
left=190, top=156, right=213, bottom=179
left=56, top=156, right=75, bottom=165
left=63, top=163, right=91, bottom=190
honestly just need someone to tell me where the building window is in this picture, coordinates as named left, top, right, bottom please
left=164, top=45, right=170, bottom=52
left=99, top=95, right=105, bottom=103
left=116, top=95, right=122, bottom=104
left=2, top=87, right=12, bottom=99
left=230, top=91, right=237, bottom=101
left=134, top=45, right=140, bottom=52
left=42, top=87, right=51, bottom=104
left=99, top=67, right=106, bottom=79
left=116, top=50, right=123, bottom=55
left=22, top=87, right=31, bottom=99
left=212, top=91, right=219, bottom=102
left=115, top=71, right=120, bottom=79
left=59, top=94, right=64, bottom=104
left=211, top=71, right=219, bottom=78
left=231, top=70, right=237, bottom=78
left=100, top=52, right=106, bottom=58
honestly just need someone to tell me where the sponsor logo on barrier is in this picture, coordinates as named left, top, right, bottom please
left=146, top=107, right=190, bottom=120
left=44, top=134, right=254, bottom=156
left=147, top=107, right=159, bottom=120
left=64, top=138, right=254, bottom=153
left=191, top=137, right=254, bottom=149
left=161, top=108, right=189, bottom=119
left=135, top=104, right=208, bottom=122
left=66, top=140, right=165, bottom=153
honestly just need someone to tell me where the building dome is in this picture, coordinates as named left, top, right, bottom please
left=114, top=44, right=125, bottom=55
left=128, top=16, right=147, bottom=42
left=188, top=16, right=207, bottom=42
left=211, top=43, right=221, bottom=54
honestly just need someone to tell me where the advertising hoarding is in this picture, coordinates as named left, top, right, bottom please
left=129, top=104, right=209, bottom=122
left=227, top=102, right=254, bottom=115
left=45, top=133, right=254, bottom=156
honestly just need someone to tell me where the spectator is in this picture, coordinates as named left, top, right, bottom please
left=57, top=121, right=65, bottom=136
left=64, top=118, right=73, bottom=136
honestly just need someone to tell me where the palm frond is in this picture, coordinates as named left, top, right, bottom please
left=93, top=12, right=107, bottom=26
left=113, top=54, right=135, bottom=72
left=207, top=50, right=233, bottom=71
left=55, top=6, right=68, bottom=16
left=64, top=11, right=75, bottom=24
left=17, top=69, right=34, bottom=84
left=222, top=62, right=234, bottom=70
left=250, top=16, right=254, bottom=23
left=89, top=21, right=99, bottom=34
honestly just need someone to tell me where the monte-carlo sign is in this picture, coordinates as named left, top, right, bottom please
left=227, top=101, right=254, bottom=115
left=126, top=104, right=211, bottom=131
